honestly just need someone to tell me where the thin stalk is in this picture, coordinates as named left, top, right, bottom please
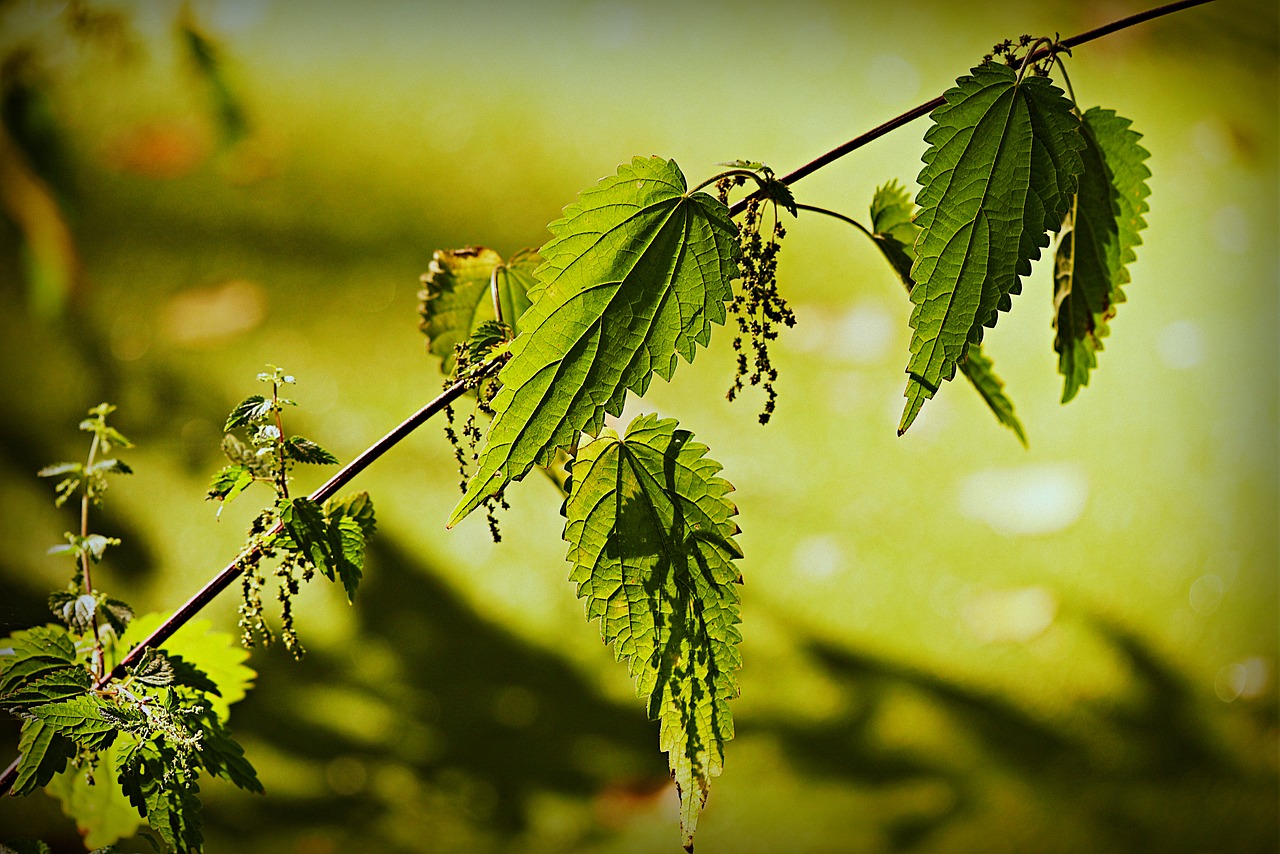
left=271, top=380, right=290, bottom=501
left=793, top=203, right=875, bottom=240
left=729, top=0, right=1219, bottom=217
left=81, top=431, right=105, bottom=680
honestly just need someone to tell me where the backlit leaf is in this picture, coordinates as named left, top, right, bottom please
left=901, top=63, right=1083, bottom=434
left=869, top=182, right=1027, bottom=444
left=451, top=156, right=738, bottom=526
left=46, top=740, right=144, bottom=849
left=419, top=247, right=541, bottom=376
left=1053, top=107, right=1151, bottom=401
left=563, top=414, right=742, bottom=850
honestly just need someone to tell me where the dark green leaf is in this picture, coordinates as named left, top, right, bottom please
left=117, top=742, right=203, bottom=853
left=48, top=592, right=97, bottom=634
left=223, top=395, right=272, bottom=430
left=31, top=695, right=118, bottom=751
left=129, top=649, right=175, bottom=687
left=166, top=655, right=221, bottom=697
left=100, top=598, right=134, bottom=635
left=280, top=496, right=364, bottom=600
left=324, top=491, right=377, bottom=540
left=901, top=63, right=1083, bottom=434
left=2, top=665, right=92, bottom=711
left=563, top=414, right=742, bottom=849
left=283, top=436, right=338, bottom=465
left=868, top=182, right=1027, bottom=444
left=179, top=10, right=248, bottom=148
left=89, top=459, right=133, bottom=476
left=195, top=713, right=262, bottom=794
left=451, top=156, right=738, bottom=526
left=1053, top=107, right=1151, bottom=402
left=10, top=718, right=75, bottom=796
left=0, top=839, right=52, bottom=854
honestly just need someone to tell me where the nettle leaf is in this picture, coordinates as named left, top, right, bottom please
left=902, top=62, right=1083, bottom=434
left=283, top=436, right=338, bottom=465
left=121, top=616, right=254, bottom=721
left=563, top=414, right=742, bottom=850
left=31, top=694, right=117, bottom=751
left=100, top=598, right=134, bottom=635
left=1, top=625, right=82, bottom=703
left=419, top=247, right=542, bottom=376
left=11, top=718, right=76, bottom=796
left=1, top=664, right=92, bottom=711
left=117, top=741, right=203, bottom=853
left=1053, top=107, right=1151, bottom=402
left=869, top=182, right=1027, bottom=444
left=46, top=740, right=144, bottom=849
left=207, top=464, right=254, bottom=507
left=129, top=648, right=175, bottom=687
left=195, top=712, right=263, bottom=794
left=450, top=156, right=738, bottom=526
left=279, top=495, right=368, bottom=601
left=223, top=395, right=273, bottom=430
left=48, top=591, right=98, bottom=634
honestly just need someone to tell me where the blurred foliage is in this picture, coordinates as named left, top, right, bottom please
left=0, top=0, right=1275, bottom=851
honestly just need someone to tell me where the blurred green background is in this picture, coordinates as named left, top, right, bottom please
left=0, top=0, right=1276, bottom=851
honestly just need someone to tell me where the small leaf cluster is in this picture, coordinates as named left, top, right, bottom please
left=207, top=368, right=375, bottom=657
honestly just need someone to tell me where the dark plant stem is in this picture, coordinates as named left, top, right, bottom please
left=728, top=0, right=1218, bottom=217
left=0, top=0, right=1218, bottom=799
left=81, top=432, right=105, bottom=680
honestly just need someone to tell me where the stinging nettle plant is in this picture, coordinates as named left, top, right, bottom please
left=4, top=2, right=1203, bottom=850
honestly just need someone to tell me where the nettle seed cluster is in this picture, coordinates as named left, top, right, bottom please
left=718, top=174, right=795, bottom=424
left=443, top=334, right=509, bottom=542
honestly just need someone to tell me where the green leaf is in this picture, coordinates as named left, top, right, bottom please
left=206, top=465, right=254, bottom=509
left=280, top=496, right=366, bottom=600
left=419, top=247, right=542, bottom=377
left=1, top=664, right=91, bottom=710
left=129, top=649, right=175, bottom=687
left=223, top=395, right=272, bottom=430
left=89, top=459, right=133, bottom=476
left=46, top=740, right=145, bottom=850
left=120, top=616, right=255, bottom=721
left=10, top=718, right=76, bottom=796
left=31, top=695, right=117, bottom=751
left=493, top=248, right=540, bottom=330
left=100, top=598, right=134, bottom=635
left=324, top=491, right=377, bottom=540
left=451, top=156, right=738, bottom=526
left=868, top=182, right=1027, bottom=444
left=901, top=63, right=1083, bottom=434
left=283, top=436, right=338, bottom=465
left=117, top=740, right=203, bottom=854
left=194, top=713, right=262, bottom=794
left=1053, top=107, right=1151, bottom=402
left=958, top=348, right=1027, bottom=447
left=563, top=414, right=742, bottom=850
